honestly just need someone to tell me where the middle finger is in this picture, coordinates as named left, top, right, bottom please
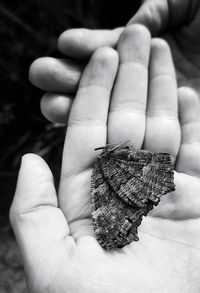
left=108, top=24, right=151, bottom=148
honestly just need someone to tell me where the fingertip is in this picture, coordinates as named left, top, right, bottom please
left=41, top=93, right=73, bottom=124
left=80, top=47, right=119, bottom=90
left=151, top=38, right=170, bottom=54
left=58, top=29, right=86, bottom=45
left=178, top=87, right=200, bottom=124
left=22, top=152, right=44, bottom=161
left=29, top=57, right=59, bottom=86
left=20, top=153, right=54, bottom=184
left=179, top=87, right=199, bottom=107
left=92, top=47, right=119, bottom=66
left=17, top=153, right=56, bottom=201
left=10, top=153, right=58, bottom=229
left=29, top=57, right=45, bottom=86
left=10, top=154, right=55, bottom=225
left=150, top=38, right=173, bottom=68
left=58, top=29, right=92, bottom=58
left=118, top=24, right=151, bottom=65
left=29, top=57, right=57, bottom=89
left=150, top=38, right=176, bottom=80
left=29, top=57, right=81, bottom=93
left=122, top=24, right=151, bottom=40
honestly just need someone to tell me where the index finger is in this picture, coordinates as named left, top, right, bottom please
left=61, top=47, right=119, bottom=176
left=58, top=47, right=118, bottom=227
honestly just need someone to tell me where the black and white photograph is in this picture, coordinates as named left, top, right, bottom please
left=0, top=0, right=200, bottom=292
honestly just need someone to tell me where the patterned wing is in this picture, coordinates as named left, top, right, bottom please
left=91, top=145, right=175, bottom=249
left=91, top=159, right=147, bottom=249
left=98, top=148, right=175, bottom=208
left=141, top=153, right=175, bottom=203
left=98, top=149, right=152, bottom=207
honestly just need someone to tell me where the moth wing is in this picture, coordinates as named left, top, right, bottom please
left=99, top=150, right=152, bottom=208
left=99, top=149, right=175, bottom=208
left=141, top=153, right=175, bottom=203
left=91, top=159, right=111, bottom=212
left=91, top=160, right=145, bottom=249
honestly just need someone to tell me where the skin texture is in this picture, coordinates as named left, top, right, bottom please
left=29, top=0, right=200, bottom=124
left=11, top=25, right=200, bottom=293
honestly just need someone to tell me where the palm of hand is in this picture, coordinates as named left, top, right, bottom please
left=36, top=219, right=198, bottom=293
left=33, top=135, right=200, bottom=293
left=49, top=34, right=200, bottom=293
left=13, top=26, right=200, bottom=293
left=49, top=174, right=200, bottom=293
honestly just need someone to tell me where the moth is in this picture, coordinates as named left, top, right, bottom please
left=91, top=142, right=175, bottom=249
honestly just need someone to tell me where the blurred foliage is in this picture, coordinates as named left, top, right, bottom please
left=0, top=0, right=140, bottom=174
left=0, top=216, right=26, bottom=293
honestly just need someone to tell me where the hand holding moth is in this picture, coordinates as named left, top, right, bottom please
left=10, top=25, right=200, bottom=293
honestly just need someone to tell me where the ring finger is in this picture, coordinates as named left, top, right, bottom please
left=143, top=39, right=180, bottom=161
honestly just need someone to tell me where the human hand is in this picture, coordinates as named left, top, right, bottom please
left=29, top=27, right=123, bottom=124
left=11, top=25, right=200, bottom=293
left=29, top=0, right=200, bottom=124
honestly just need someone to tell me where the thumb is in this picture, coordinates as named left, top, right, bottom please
left=10, top=154, right=71, bottom=278
left=128, top=0, right=192, bottom=36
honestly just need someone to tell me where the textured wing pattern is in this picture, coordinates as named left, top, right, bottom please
left=91, top=160, right=149, bottom=249
left=91, top=145, right=175, bottom=249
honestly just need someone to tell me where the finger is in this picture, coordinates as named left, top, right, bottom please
left=29, top=57, right=83, bottom=93
left=108, top=24, right=151, bottom=148
left=10, top=154, right=72, bottom=272
left=61, top=47, right=119, bottom=175
left=59, top=48, right=118, bottom=229
left=58, top=28, right=123, bottom=59
left=128, top=0, right=192, bottom=36
left=41, top=93, right=74, bottom=124
left=177, top=87, right=200, bottom=176
left=143, top=39, right=180, bottom=160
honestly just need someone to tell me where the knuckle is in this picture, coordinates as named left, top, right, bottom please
left=9, top=203, right=38, bottom=229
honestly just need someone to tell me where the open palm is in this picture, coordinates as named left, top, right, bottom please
left=11, top=26, right=200, bottom=293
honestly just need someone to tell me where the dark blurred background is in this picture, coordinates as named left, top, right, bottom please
left=0, top=0, right=140, bottom=291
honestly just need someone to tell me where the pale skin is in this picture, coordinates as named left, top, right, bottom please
left=29, top=0, right=200, bottom=125
left=10, top=25, right=200, bottom=293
